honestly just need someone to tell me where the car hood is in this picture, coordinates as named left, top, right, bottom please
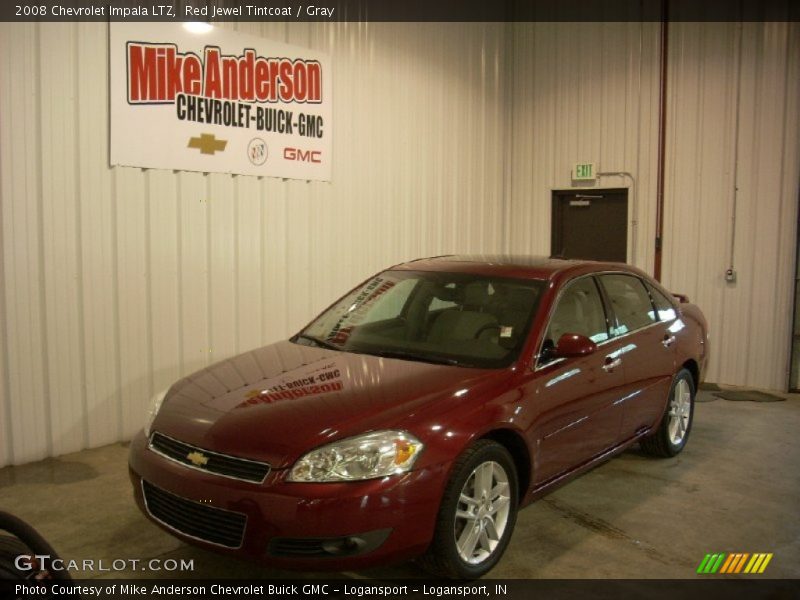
left=151, top=340, right=497, bottom=468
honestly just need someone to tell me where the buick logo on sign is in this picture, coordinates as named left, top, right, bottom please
left=247, top=138, right=268, bottom=166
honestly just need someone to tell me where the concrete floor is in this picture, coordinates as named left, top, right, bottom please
left=1, top=389, right=798, bottom=580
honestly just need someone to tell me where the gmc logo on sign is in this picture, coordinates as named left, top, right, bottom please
left=284, top=147, right=322, bottom=163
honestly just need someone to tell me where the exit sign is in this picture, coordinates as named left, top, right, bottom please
left=573, top=163, right=596, bottom=180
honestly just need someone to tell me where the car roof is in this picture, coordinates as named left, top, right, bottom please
left=391, top=254, right=639, bottom=281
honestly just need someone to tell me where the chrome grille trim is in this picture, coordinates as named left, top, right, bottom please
left=148, top=431, right=271, bottom=484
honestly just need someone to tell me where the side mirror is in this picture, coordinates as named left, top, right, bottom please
left=553, top=333, right=597, bottom=358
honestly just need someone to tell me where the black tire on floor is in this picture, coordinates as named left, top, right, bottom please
left=640, top=368, right=696, bottom=458
left=419, top=439, right=518, bottom=579
left=0, top=534, right=33, bottom=580
left=0, top=536, right=60, bottom=599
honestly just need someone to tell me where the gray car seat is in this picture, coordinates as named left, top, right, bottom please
left=428, top=282, right=499, bottom=343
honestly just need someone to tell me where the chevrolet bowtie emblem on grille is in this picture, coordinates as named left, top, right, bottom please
left=186, top=451, right=209, bottom=467
left=187, top=133, right=227, bottom=155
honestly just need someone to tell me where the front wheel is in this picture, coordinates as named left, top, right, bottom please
left=640, top=368, right=695, bottom=457
left=419, top=440, right=518, bottom=579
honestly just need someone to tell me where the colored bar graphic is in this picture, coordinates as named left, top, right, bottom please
left=745, top=554, right=761, bottom=573
left=701, top=552, right=774, bottom=575
left=698, top=553, right=727, bottom=574
left=758, top=553, right=773, bottom=573
left=710, top=553, right=726, bottom=573
left=697, top=554, right=713, bottom=574
left=719, top=554, right=736, bottom=573
left=699, top=553, right=720, bottom=574
left=733, top=553, right=749, bottom=573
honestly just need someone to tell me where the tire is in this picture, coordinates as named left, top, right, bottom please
left=640, top=368, right=695, bottom=457
left=0, top=536, right=61, bottom=599
left=419, top=440, right=518, bottom=579
left=0, top=534, right=36, bottom=580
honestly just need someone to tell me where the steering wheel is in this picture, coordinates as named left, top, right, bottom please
left=473, top=324, right=501, bottom=339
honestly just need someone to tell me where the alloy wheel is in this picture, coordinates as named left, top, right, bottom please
left=453, top=460, right=511, bottom=564
left=667, top=378, right=692, bottom=445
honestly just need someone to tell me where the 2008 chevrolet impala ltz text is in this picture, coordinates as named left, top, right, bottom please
left=129, top=256, right=708, bottom=578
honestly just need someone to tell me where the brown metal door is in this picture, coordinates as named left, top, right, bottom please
left=551, top=189, right=628, bottom=262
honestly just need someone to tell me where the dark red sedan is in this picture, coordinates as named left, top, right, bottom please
left=129, top=256, right=708, bottom=578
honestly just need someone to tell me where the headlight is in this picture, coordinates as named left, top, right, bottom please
left=144, top=389, right=168, bottom=437
left=288, top=430, right=424, bottom=482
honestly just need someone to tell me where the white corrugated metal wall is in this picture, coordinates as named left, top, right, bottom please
left=507, top=21, right=800, bottom=391
left=662, top=21, right=800, bottom=390
left=505, top=21, right=663, bottom=268
left=0, top=22, right=509, bottom=467
left=1, top=20, right=799, bottom=467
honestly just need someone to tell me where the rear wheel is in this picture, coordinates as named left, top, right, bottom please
left=419, top=440, right=518, bottom=579
left=640, top=368, right=695, bottom=457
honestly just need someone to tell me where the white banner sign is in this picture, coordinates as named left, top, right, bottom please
left=110, top=23, right=332, bottom=181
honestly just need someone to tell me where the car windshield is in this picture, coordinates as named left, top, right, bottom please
left=294, top=270, right=545, bottom=368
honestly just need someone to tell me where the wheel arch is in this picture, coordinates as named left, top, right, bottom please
left=479, top=428, right=531, bottom=503
left=682, top=358, right=700, bottom=390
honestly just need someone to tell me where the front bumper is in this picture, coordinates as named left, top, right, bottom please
left=128, top=431, right=449, bottom=570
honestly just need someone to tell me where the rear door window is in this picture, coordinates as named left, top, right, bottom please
left=599, top=274, right=657, bottom=336
left=646, top=283, right=677, bottom=322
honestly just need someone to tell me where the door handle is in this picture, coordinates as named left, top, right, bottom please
left=662, top=335, right=676, bottom=348
left=602, top=356, right=622, bottom=372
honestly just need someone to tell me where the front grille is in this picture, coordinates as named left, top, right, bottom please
left=142, top=480, right=246, bottom=548
left=149, top=432, right=270, bottom=483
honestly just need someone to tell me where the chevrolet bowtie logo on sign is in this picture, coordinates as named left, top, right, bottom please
left=697, top=552, right=773, bottom=574
left=186, top=451, right=210, bottom=467
left=188, top=134, right=227, bottom=155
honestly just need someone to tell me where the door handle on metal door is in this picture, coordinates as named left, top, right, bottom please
left=603, top=356, right=622, bottom=372
left=662, top=335, right=676, bottom=348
